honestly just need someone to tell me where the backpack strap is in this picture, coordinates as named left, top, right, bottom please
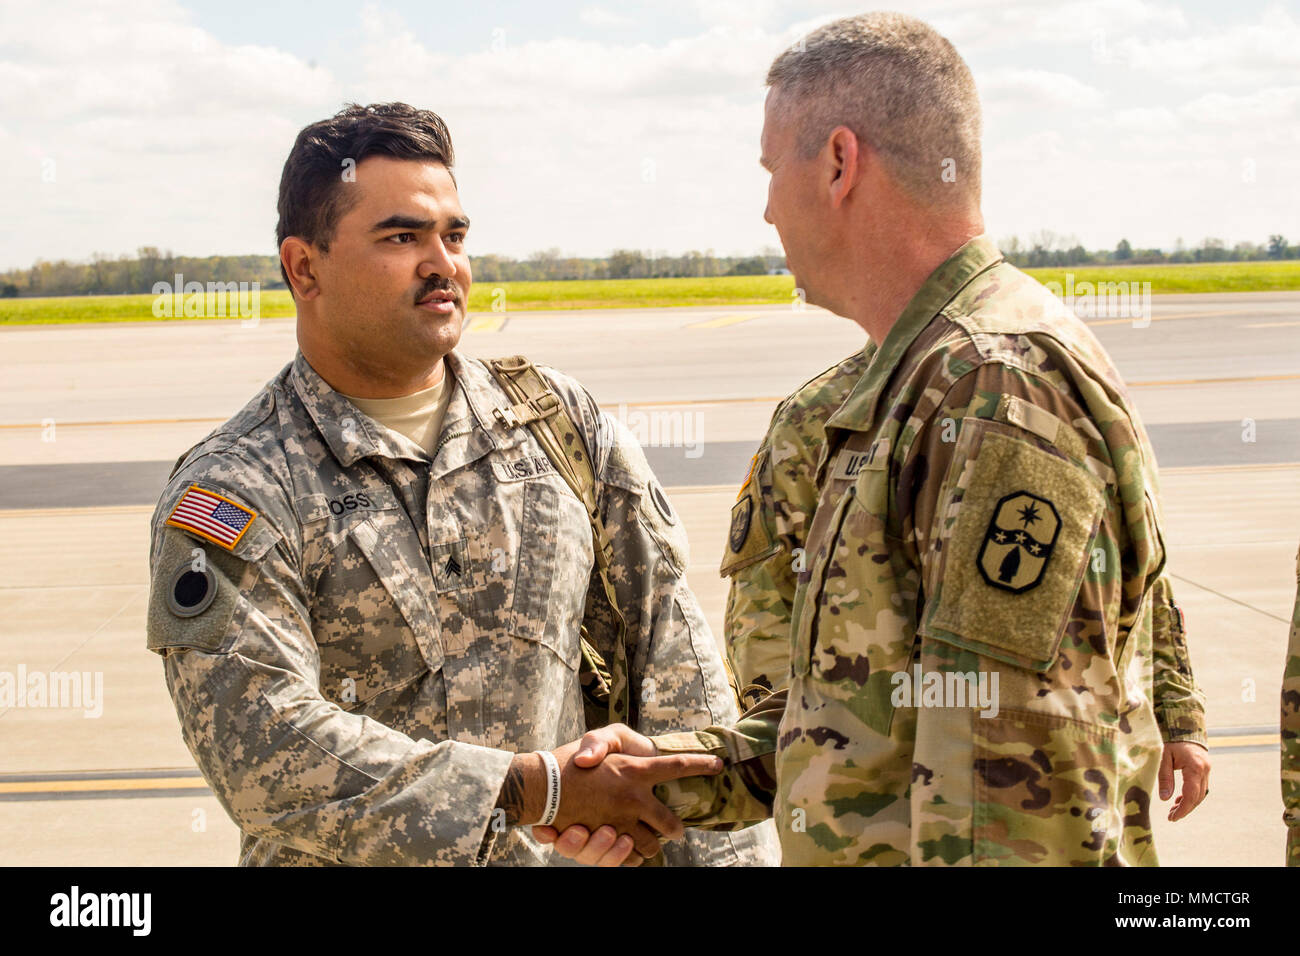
left=485, top=355, right=630, bottom=728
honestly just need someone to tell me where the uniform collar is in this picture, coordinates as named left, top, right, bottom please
left=827, top=235, right=1003, bottom=434
left=432, top=352, right=508, bottom=479
left=291, top=350, right=532, bottom=475
left=290, top=351, right=448, bottom=467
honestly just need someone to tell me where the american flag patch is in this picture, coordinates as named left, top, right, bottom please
left=166, top=485, right=257, bottom=550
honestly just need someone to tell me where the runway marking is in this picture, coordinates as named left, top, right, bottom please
left=1169, top=573, right=1291, bottom=625
left=0, top=416, right=223, bottom=430
left=0, top=728, right=1278, bottom=801
left=686, top=312, right=763, bottom=329
left=1086, top=308, right=1262, bottom=328
left=4, top=372, right=1296, bottom=431
left=464, top=314, right=508, bottom=333
left=1209, top=735, right=1280, bottom=751
left=1128, top=372, right=1300, bottom=388
left=0, top=585, right=145, bottom=722
left=1245, top=321, right=1300, bottom=329
left=0, top=777, right=207, bottom=795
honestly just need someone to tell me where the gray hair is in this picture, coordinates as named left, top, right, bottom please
left=767, top=12, right=981, bottom=207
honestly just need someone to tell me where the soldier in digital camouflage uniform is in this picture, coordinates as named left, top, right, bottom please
left=145, top=102, right=776, bottom=867
left=541, top=12, right=1210, bottom=866
left=1283, top=543, right=1300, bottom=865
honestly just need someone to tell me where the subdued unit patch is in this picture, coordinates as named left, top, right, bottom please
left=146, top=528, right=245, bottom=654
left=923, top=429, right=1104, bottom=671
left=166, top=564, right=218, bottom=618
left=719, top=491, right=777, bottom=577
left=648, top=480, right=676, bottom=525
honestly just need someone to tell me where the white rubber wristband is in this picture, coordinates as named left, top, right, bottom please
left=536, top=750, right=562, bottom=826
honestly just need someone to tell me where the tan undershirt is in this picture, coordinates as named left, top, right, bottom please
left=340, top=367, right=455, bottom=457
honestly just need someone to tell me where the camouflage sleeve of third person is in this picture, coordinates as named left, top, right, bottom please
left=1282, top=543, right=1300, bottom=866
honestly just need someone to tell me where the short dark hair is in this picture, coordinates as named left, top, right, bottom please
left=275, top=102, right=456, bottom=288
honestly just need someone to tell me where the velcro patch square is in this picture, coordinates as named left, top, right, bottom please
left=923, top=428, right=1104, bottom=671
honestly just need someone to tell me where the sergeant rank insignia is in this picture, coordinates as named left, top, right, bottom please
left=976, top=491, right=1061, bottom=593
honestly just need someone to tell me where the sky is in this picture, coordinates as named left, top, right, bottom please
left=0, top=0, right=1297, bottom=270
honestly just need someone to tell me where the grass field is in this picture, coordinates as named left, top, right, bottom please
left=2, top=261, right=1297, bottom=324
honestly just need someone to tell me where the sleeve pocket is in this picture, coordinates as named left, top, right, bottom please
left=921, top=427, right=1105, bottom=673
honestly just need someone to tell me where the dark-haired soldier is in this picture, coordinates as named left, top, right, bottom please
left=144, top=103, right=776, bottom=867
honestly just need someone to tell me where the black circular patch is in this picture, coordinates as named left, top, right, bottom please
left=729, top=497, right=753, bottom=554
left=167, top=565, right=217, bottom=618
left=649, top=481, right=675, bottom=525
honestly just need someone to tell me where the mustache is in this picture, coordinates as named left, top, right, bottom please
left=414, top=277, right=460, bottom=305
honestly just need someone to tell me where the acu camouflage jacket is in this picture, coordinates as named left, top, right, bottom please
left=146, top=350, right=774, bottom=867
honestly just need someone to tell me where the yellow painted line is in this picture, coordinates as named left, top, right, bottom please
left=2, top=371, right=1294, bottom=432
left=1245, top=321, right=1300, bottom=329
left=1209, top=734, right=1277, bottom=750
left=1162, top=462, right=1299, bottom=475
left=686, top=312, right=763, bottom=330
left=1086, top=308, right=1260, bottom=328
left=663, top=484, right=741, bottom=495
left=464, top=314, right=508, bottom=333
left=0, top=416, right=222, bottom=430
left=0, top=777, right=205, bottom=795
left=0, top=505, right=153, bottom=518
left=1129, top=372, right=1300, bottom=388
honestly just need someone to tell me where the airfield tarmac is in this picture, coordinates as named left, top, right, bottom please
left=0, top=291, right=1296, bottom=866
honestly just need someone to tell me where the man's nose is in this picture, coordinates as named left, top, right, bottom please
left=419, top=238, right=457, bottom=278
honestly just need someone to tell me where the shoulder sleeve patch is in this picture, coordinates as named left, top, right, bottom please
left=163, top=483, right=279, bottom=562
left=720, top=471, right=778, bottom=578
left=146, top=527, right=249, bottom=655
left=922, top=426, right=1104, bottom=671
left=166, top=484, right=257, bottom=551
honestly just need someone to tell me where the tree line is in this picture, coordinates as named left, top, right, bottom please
left=999, top=232, right=1297, bottom=269
left=1, top=234, right=1295, bottom=297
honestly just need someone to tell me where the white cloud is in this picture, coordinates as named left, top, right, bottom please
left=979, top=68, right=1105, bottom=109
left=1180, top=86, right=1300, bottom=126
left=0, top=0, right=340, bottom=269
left=578, top=5, right=636, bottom=28
left=1115, top=4, right=1300, bottom=87
left=0, top=0, right=1296, bottom=270
left=1111, top=106, right=1178, bottom=132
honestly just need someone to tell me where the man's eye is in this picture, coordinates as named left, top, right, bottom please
left=388, top=233, right=417, bottom=243
left=446, top=233, right=466, bottom=245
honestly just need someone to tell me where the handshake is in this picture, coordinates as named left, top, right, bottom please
left=502, top=723, right=720, bottom=867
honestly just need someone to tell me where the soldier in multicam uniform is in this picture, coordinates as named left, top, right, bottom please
left=540, top=12, right=1211, bottom=866
left=1284, top=544, right=1300, bottom=865
left=145, top=102, right=777, bottom=867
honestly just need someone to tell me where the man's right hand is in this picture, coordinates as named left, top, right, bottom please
left=530, top=723, right=664, bottom=865
left=500, top=723, right=720, bottom=863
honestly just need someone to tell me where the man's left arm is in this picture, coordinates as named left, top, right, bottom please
left=551, top=373, right=778, bottom=865
left=1149, top=574, right=1212, bottom=821
left=1150, top=575, right=1207, bottom=746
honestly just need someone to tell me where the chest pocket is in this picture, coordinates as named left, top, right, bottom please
left=791, top=439, right=917, bottom=736
left=507, top=475, right=592, bottom=670
left=303, top=486, right=443, bottom=708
